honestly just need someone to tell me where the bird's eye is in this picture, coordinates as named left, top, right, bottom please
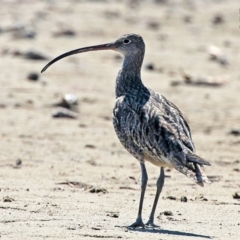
left=123, top=39, right=131, bottom=44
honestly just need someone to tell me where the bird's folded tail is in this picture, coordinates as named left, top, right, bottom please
left=194, top=163, right=211, bottom=186
left=174, top=153, right=211, bottom=187
left=186, top=152, right=211, bottom=166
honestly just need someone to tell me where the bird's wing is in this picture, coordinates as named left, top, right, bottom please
left=132, top=90, right=210, bottom=166
left=150, top=90, right=195, bottom=152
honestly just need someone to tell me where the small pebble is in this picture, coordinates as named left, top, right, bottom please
left=163, top=211, right=173, bottom=216
left=52, top=108, right=78, bottom=119
left=53, top=30, right=76, bottom=37
left=233, top=192, right=240, bottom=199
left=16, top=159, right=22, bottom=166
left=107, top=213, right=119, bottom=218
left=212, top=14, right=224, bottom=25
left=229, top=129, right=240, bottom=136
left=3, top=196, right=14, bottom=202
left=91, top=227, right=101, bottom=230
left=52, top=94, right=78, bottom=112
left=0, top=103, right=7, bottom=108
left=166, top=196, right=177, bottom=200
left=180, top=196, right=188, bottom=202
left=183, top=15, right=192, bottom=23
left=147, top=21, right=160, bottom=30
left=27, top=72, right=39, bottom=81
left=23, top=50, right=48, bottom=60
left=85, top=144, right=96, bottom=149
left=89, top=187, right=107, bottom=194
left=145, top=63, right=155, bottom=71
left=195, top=195, right=208, bottom=201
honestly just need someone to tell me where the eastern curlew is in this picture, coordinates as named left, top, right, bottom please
left=41, top=33, right=211, bottom=228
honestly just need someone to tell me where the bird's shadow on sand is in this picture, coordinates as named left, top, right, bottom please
left=115, top=225, right=212, bottom=239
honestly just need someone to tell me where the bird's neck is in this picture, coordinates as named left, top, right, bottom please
left=115, top=54, right=146, bottom=98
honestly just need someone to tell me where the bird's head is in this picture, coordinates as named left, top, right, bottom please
left=41, top=33, right=145, bottom=73
left=113, top=33, right=145, bottom=56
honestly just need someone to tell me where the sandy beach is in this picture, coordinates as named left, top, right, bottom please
left=0, top=0, right=239, bottom=239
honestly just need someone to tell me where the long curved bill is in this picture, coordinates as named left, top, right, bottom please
left=41, top=42, right=116, bottom=73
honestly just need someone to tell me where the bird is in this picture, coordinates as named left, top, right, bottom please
left=41, top=33, right=211, bottom=228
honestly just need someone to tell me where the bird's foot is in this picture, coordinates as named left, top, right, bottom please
left=127, top=217, right=145, bottom=229
left=145, top=220, right=160, bottom=229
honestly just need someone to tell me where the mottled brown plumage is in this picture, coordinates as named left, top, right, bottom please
left=41, top=33, right=211, bottom=228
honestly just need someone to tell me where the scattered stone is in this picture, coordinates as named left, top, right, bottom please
left=212, top=14, right=224, bottom=25
left=12, top=50, right=21, bottom=56
left=217, top=56, right=228, bottom=66
left=52, top=108, right=78, bottom=119
left=107, top=212, right=119, bottom=218
left=147, top=21, right=160, bottom=30
left=163, top=211, right=173, bottom=216
left=171, top=80, right=186, bottom=87
left=233, top=192, right=240, bottom=199
left=26, top=99, right=34, bottom=105
left=119, top=186, right=136, bottom=190
left=145, top=63, right=155, bottom=71
left=180, top=196, right=188, bottom=202
left=91, top=227, right=101, bottom=230
left=86, top=159, right=97, bottom=166
left=0, top=103, right=7, bottom=108
left=85, top=144, right=96, bottom=149
left=57, top=181, right=92, bottom=190
left=23, top=50, right=49, bottom=60
left=27, top=72, right=39, bottom=81
left=195, top=194, right=208, bottom=201
left=229, top=129, right=240, bottom=136
left=89, top=187, right=107, bottom=194
left=208, top=46, right=221, bottom=60
left=13, top=103, right=21, bottom=108
left=166, top=196, right=177, bottom=200
left=114, top=54, right=122, bottom=61
left=53, top=29, right=76, bottom=37
left=183, top=15, right=192, bottom=23
left=101, top=115, right=111, bottom=121
left=3, top=196, right=14, bottom=202
left=52, top=94, right=79, bottom=112
left=67, top=227, right=76, bottom=230
left=129, top=176, right=136, bottom=181
left=208, top=45, right=229, bottom=67
left=16, top=159, right=22, bottom=166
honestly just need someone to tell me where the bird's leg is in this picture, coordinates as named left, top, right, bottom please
left=128, top=162, right=148, bottom=228
left=145, top=167, right=165, bottom=228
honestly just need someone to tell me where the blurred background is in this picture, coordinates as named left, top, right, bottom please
left=0, top=0, right=239, bottom=239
